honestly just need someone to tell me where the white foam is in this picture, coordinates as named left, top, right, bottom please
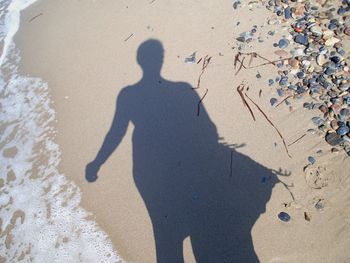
left=0, top=1, right=124, bottom=262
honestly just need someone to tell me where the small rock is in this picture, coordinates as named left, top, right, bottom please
left=336, top=125, right=350, bottom=135
left=270, top=98, right=278, bottom=106
left=325, top=132, right=344, bottom=146
left=294, top=34, right=309, bottom=46
left=316, top=54, right=326, bottom=66
left=278, top=212, right=291, bottom=222
left=310, top=25, right=323, bottom=37
left=330, top=120, right=339, bottom=130
left=278, top=38, right=290, bottom=49
left=311, top=116, right=324, bottom=126
left=308, top=156, right=316, bottom=165
left=274, top=49, right=289, bottom=57
left=344, top=27, right=350, bottom=36
left=325, top=37, right=340, bottom=47
left=284, top=7, right=292, bottom=19
left=315, top=199, right=325, bottom=210
left=288, top=58, right=299, bottom=68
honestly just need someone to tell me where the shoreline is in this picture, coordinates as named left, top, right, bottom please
left=11, top=0, right=350, bottom=262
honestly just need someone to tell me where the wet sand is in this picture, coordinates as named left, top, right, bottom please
left=16, top=0, right=350, bottom=262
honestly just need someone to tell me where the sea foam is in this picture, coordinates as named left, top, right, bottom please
left=0, top=1, right=123, bottom=262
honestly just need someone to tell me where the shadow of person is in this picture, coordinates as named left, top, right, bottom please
left=86, top=39, right=282, bottom=263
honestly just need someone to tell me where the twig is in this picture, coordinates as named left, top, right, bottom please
left=288, top=134, right=306, bottom=147
left=259, top=89, right=262, bottom=98
left=276, top=95, right=293, bottom=107
left=28, top=13, right=43, bottom=23
left=197, top=58, right=203, bottom=64
left=248, top=57, right=291, bottom=69
left=124, top=33, right=134, bottom=42
left=281, top=181, right=295, bottom=201
left=234, top=53, right=247, bottom=69
left=235, top=56, right=246, bottom=75
left=240, top=52, right=276, bottom=66
left=197, top=89, right=208, bottom=116
left=237, top=84, right=256, bottom=121
left=193, top=55, right=212, bottom=89
left=244, top=93, right=292, bottom=158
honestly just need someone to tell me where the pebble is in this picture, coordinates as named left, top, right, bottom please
left=325, top=37, right=340, bottom=46
left=274, top=49, right=289, bottom=57
left=288, top=58, right=299, bottom=68
left=294, top=34, right=309, bottom=46
left=260, top=0, right=350, bottom=157
left=325, top=132, right=344, bottom=146
left=316, top=54, right=326, bottom=66
left=315, top=199, right=325, bottom=210
left=311, top=116, right=325, bottom=126
left=330, top=120, right=339, bottom=130
left=278, top=212, right=291, bottom=222
left=310, top=25, right=323, bottom=37
left=285, top=7, right=292, bottom=19
left=336, top=125, right=350, bottom=135
left=278, top=38, right=290, bottom=49
left=344, top=27, right=350, bottom=36
left=270, top=98, right=278, bottom=106
left=308, top=156, right=316, bottom=164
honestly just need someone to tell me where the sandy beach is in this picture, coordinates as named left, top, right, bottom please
left=2, top=0, right=350, bottom=262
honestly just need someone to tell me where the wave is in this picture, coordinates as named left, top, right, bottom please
left=0, top=1, right=123, bottom=262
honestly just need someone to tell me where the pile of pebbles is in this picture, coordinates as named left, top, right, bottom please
left=265, top=0, right=350, bottom=156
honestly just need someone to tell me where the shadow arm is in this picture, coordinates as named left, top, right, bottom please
left=86, top=90, right=129, bottom=182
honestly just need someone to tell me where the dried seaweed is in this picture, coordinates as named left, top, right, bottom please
left=197, top=89, right=208, bottom=116
left=124, top=33, right=134, bottom=42
left=234, top=52, right=292, bottom=72
left=29, top=13, right=43, bottom=23
left=276, top=95, right=293, bottom=107
left=237, top=83, right=256, bottom=121
left=193, top=55, right=212, bottom=89
left=288, top=134, right=306, bottom=147
left=244, top=93, right=292, bottom=158
left=249, top=57, right=291, bottom=69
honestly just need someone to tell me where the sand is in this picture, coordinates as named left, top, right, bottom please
left=15, top=0, right=350, bottom=262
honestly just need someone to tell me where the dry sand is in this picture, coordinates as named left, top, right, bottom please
left=16, top=0, right=350, bottom=262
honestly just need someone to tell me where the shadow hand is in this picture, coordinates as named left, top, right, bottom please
left=85, top=161, right=100, bottom=182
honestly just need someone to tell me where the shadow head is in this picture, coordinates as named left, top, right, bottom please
left=137, top=39, right=164, bottom=75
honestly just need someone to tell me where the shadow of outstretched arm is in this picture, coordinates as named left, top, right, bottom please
left=86, top=89, right=129, bottom=182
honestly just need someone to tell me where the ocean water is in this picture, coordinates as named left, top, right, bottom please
left=0, top=1, right=122, bottom=262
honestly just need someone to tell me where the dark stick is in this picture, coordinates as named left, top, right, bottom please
left=235, top=57, right=246, bottom=75
left=237, top=84, right=256, bottom=121
left=29, top=13, right=43, bottom=23
left=197, top=89, right=208, bottom=116
left=259, top=89, right=262, bottom=98
left=197, top=58, right=203, bottom=64
left=281, top=181, right=295, bottom=201
left=276, top=95, right=293, bottom=107
left=244, top=93, right=292, bottom=158
left=248, top=57, right=291, bottom=69
left=288, top=134, right=306, bottom=147
left=193, top=55, right=212, bottom=89
left=124, top=33, right=134, bottom=42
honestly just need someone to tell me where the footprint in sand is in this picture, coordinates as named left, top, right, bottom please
left=304, top=165, right=329, bottom=189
